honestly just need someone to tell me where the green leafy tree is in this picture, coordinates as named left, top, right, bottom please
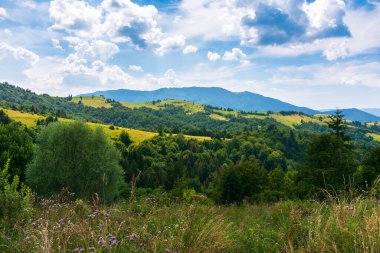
left=297, top=133, right=357, bottom=197
left=119, top=130, right=133, bottom=147
left=358, top=146, right=380, bottom=187
left=218, top=162, right=267, bottom=204
left=0, top=122, right=34, bottom=181
left=26, top=122, right=124, bottom=202
left=0, top=110, right=11, bottom=125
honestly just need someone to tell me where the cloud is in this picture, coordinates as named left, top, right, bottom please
left=302, top=0, right=351, bottom=39
left=207, top=51, right=221, bottom=61
left=271, top=61, right=380, bottom=88
left=171, top=0, right=255, bottom=41
left=69, top=39, right=120, bottom=63
left=0, top=42, right=39, bottom=65
left=241, top=4, right=306, bottom=45
left=49, top=0, right=102, bottom=38
left=146, top=69, right=183, bottom=87
left=223, top=48, right=247, bottom=61
left=128, top=65, right=143, bottom=72
left=0, top=42, right=39, bottom=81
left=101, top=0, right=162, bottom=48
left=182, top=45, right=198, bottom=54
left=0, top=7, right=7, bottom=19
left=51, top=38, right=62, bottom=49
left=256, top=2, right=380, bottom=60
left=155, top=35, right=186, bottom=56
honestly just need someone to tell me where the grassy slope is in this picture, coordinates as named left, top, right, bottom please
left=2, top=108, right=211, bottom=142
left=367, top=133, right=380, bottom=142
left=78, top=96, right=333, bottom=127
left=122, top=99, right=204, bottom=114
left=209, top=114, right=228, bottom=121
left=4, top=197, right=380, bottom=253
left=71, top=96, right=113, bottom=108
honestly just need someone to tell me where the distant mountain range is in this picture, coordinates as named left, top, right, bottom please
left=324, top=109, right=380, bottom=123
left=81, top=87, right=380, bottom=123
left=361, top=108, right=380, bottom=117
left=81, top=87, right=319, bottom=115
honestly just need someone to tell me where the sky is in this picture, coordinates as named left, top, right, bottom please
left=0, top=0, right=379, bottom=109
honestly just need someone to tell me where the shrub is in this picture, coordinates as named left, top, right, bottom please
left=0, top=160, right=32, bottom=232
left=26, top=121, right=124, bottom=202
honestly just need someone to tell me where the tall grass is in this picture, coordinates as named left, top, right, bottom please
left=1, top=195, right=380, bottom=252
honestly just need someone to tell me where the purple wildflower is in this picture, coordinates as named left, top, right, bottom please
left=129, top=233, right=137, bottom=241
left=165, top=248, right=171, bottom=253
left=59, top=218, right=65, bottom=225
left=98, top=237, right=106, bottom=246
left=73, top=248, right=79, bottom=253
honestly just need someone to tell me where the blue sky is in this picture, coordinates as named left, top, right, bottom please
left=0, top=0, right=379, bottom=109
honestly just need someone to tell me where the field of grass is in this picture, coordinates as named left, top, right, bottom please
left=212, top=109, right=239, bottom=117
left=71, top=96, right=113, bottom=108
left=271, top=114, right=324, bottom=128
left=209, top=113, right=229, bottom=121
left=367, top=133, right=380, bottom=142
left=1, top=108, right=44, bottom=127
left=1, top=108, right=210, bottom=143
left=123, top=99, right=205, bottom=114
left=243, top=114, right=268, bottom=120
left=3, top=195, right=380, bottom=253
left=122, top=101, right=160, bottom=110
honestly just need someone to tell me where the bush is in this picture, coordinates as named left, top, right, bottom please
left=26, top=121, right=124, bottom=203
left=0, top=160, right=32, bottom=232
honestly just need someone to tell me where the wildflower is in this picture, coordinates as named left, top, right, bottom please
left=59, top=218, right=65, bottom=225
left=6, top=237, right=11, bottom=241
left=80, top=248, right=85, bottom=252
left=98, top=237, right=106, bottom=246
left=140, top=242, right=144, bottom=247
left=88, top=246, right=95, bottom=251
left=129, top=233, right=137, bottom=241
left=74, top=248, right=79, bottom=253
left=165, top=248, right=171, bottom=253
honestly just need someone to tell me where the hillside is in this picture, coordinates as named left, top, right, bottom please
left=1, top=83, right=379, bottom=143
left=81, top=87, right=319, bottom=115
left=324, top=108, right=380, bottom=123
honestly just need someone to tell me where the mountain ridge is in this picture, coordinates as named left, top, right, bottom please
left=324, top=108, right=380, bottom=123
left=80, top=87, right=319, bottom=115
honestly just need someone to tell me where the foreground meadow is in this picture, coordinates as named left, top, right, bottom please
left=2, top=194, right=380, bottom=253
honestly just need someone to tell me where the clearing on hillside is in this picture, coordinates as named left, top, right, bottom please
left=71, top=96, right=113, bottom=108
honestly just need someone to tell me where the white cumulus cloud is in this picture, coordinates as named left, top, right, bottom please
left=182, top=45, right=198, bottom=54
left=207, top=51, right=221, bottom=61
left=223, top=48, right=247, bottom=61
left=155, top=35, right=186, bottom=56
left=302, top=0, right=346, bottom=33
left=0, top=7, right=7, bottom=19
left=129, top=65, right=143, bottom=72
left=51, top=38, right=63, bottom=49
left=49, top=0, right=102, bottom=38
left=70, top=39, right=120, bottom=63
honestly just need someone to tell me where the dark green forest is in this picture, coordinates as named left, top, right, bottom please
left=0, top=82, right=380, bottom=205
left=2, top=83, right=380, bottom=252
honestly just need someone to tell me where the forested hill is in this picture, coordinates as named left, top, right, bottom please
left=0, top=82, right=379, bottom=142
left=81, top=87, right=319, bottom=115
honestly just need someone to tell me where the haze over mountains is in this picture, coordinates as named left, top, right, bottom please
left=81, top=87, right=380, bottom=123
